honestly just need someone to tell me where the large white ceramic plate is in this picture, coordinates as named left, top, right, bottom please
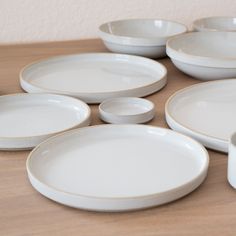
left=27, top=125, right=209, bottom=212
left=99, top=19, right=187, bottom=58
left=0, top=93, right=91, bottom=150
left=20, top=53, right=167, bottom=103
left=165, top=79, right=236, bottom=152
left=166, top=32, right=236, bottom=80
left=193, top=16, right=236, bottom=32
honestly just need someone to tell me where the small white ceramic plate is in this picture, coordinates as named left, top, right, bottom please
left=165, top=79, right=236, bottom=152
left=20, top=53, right=167, bottom=104
left=99, top=19, right=187, bottom=58
left=166, top=32, right=236, bottom=80
left=99, top=97, right=155, bottom=124
left=0, top=93, right=91, bottom=150
left=27, top=125, right=209, bottom=212
left=193, top=16, right=236, bottom=32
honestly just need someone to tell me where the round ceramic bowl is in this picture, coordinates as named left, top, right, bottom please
left=99, top=97, right=155, bottom=124
left=99, top=19, right=187, bottom=58
left=166, top=31, right=236, bottom=80
left=193, top=16, right=236, bottom=32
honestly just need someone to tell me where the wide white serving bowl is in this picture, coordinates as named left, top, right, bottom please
left=99, top=19, right=187, bottom=58
left=193, top=16, right=236, bottom=32
left=166, top=32, right=236, bottom=80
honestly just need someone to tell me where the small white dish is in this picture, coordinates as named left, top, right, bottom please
left=20, top=53, right=167, bottom=103
left=165, top=79, right=236, bottom=152
left=0, top=93, right=91, bottom=150
left=166, top=32, right=236, bottom=80
left=99, top=97, right=155, bottom=124
left=228, top=132, right=236, bottom=188
left=27, top=124, right=209, bottom=212
left=193, top=16, right=236, bottom=32
left=99, top=19, right=187, bottom=58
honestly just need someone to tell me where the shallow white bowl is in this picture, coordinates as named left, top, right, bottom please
left=193, top=16, right=236, bottom=32
left=99, top=19, right=187, bottom=58
left=99, top=97, right=155, bottom=124
left=166, top=32, right=236, bottom=80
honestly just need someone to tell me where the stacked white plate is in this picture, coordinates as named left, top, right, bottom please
left=167, top=31, right=236, bottom=80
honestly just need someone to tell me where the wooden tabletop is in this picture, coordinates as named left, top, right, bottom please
left=0, top=39, right=235, bottom=236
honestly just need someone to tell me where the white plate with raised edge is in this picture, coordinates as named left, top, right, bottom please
left=20, top=53, right=167, bottom=103
left=0, top=93, right=91, bottom=150
left=99, top=19, right=187, bottom=58
left=193, top=16, right=236, bottom=32
left=165, top=79, right=236, bottom=153
left=99, top=97, right=155, bottom=124
left=166, top=32, right=236, bottom=80
left=27, top=124, right=209, bottom=212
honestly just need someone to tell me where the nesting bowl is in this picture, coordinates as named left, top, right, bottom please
left=99, top=19, right=187, bottom=58
left=166, top=31, right=236, bottom=80
left=193, top=16, right=236, bottom=32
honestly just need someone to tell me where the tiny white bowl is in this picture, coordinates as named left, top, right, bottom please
left=193, top=16, right=236, bottom=32
left=99, top=19, right=187, bottom=58
left=166, top=31, right=236, bottom=80
left=99, top=97, right=155, bottom=124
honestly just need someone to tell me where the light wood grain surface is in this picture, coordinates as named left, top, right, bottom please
left=0, top=39, right=235, bottom=236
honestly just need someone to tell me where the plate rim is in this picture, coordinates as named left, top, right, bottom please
left=26, top=124, right=209, bottom=200
left=165, top=79, right=236, bottom=151
left=19, top=53, right=167, bottom=103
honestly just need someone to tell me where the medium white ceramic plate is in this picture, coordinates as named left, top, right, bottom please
left=166, top=32, right=236, bottom=80
left=99, top=19, right=187, bottom=58
left=27, top=125, right=209, bottom=212
left=193, top=16, right=236, bottom=32
left=99, top=97, right=155, bottom=124
left=0, top=93, right=91, bottom=150
left=20, top=53, right=167, bottom=103
left=165, top=79, right=236, bottom=152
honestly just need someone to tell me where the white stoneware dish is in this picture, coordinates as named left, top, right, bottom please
left=99, top=19, right=187, bottom=58
left=20, top=53, right=167, bottom=103
left=0, top=93, right=91, bottom=150
left=228, top=132, right=236, bottom=188
left=99, top=97, right=155, bottom=124
left=166, top=32, right=236, bottom=80
left=27, top=124, right=209, bottom=212
left=165, top=79, right=236, bottom=153
left=193, top=16, right=236, bottom=32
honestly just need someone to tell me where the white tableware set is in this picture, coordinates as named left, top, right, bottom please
left=3, top=16, right=236, bottom=212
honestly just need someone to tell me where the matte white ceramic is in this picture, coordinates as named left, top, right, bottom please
left=99, top=97, right=155, bottom=124
left=27, top=125, right=209, bottom=212
left=99, top=19, right=187, bottom=58
left=228, top=133, right=236, bottom=188
left=0, top=93, right=91, bottom=150
left=193, top=16, right=236, bottom=32
left=20, top=53, right=167, bottom=103
left=166, top=32, right=236, bottom=80
left=165, top=79, right=236, bottom=152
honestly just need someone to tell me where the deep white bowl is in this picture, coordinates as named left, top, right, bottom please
left=99, top=19, right=187, bottom=58
left=193, top=16, right=236, bottom=32
left=166, top=31, right=236, bottom=80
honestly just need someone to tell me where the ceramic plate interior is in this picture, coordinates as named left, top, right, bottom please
left=99, top=97, right=155, bottom=124
left=27, top=125, right=209, bottom=212
left=0, top=93, right=91, bottom=150
left=165, top=79, right=236, bottom=152
left=20, top=53, right=167, bottom=103
left=193, top=16, right=236, bottom=32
